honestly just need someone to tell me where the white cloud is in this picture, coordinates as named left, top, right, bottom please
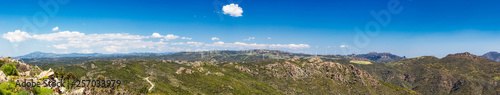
left=52, top=26, right=59, bottom=31
left=152, top=33, right=188, bottom=41
left=269, top=44, right=310, bottom=49
left=181, top=37, right=192, bottom=40
left=80, top=49, right=93, bottom=53
left=32, top=31, right=85, bottom=41
left=151, top=33, right=162, bottom=38
left=211, top=37, right=219, bottom=41
left=2, top=30, right=32, bottom=42
left=340, top=45, right=347, bottom=48
left=243, top=37, right=255, bottom=41
left=186, top=41, right=204, bottom=47
left=86, top=33, right=145, bottom=40
left=104, top=46, right=121, bottom=52
left=164, top=34, right=180, bottom=41
left=52, top=44, right=68, bottom=49
left=267, top=37, right=271, bottom=39
left=222, top=3, right=243, bottom=17
left=205, top=42, right=310, bottom=49
left=3, top=29, right=312, bottom=53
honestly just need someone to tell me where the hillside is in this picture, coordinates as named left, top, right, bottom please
left=344, top=52, right=500, bottom=95
left=39, top=57, right=417, bottom=94
left=9, top=50, right=500, bottom=94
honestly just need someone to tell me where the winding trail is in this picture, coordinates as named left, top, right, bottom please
left=145, top=77, right=154, bottom=92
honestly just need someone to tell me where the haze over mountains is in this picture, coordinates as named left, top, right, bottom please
left=15, top=50, right=500, bottom=63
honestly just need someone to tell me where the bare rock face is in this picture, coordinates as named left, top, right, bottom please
left=0, top=71, right=7, bottom=83
left=176, top=67, right=186, bottom=74
left=91, top=64, right=97, bottom=69
left=262, top=58, right=380, bottom=85
left=308, top=57, right=323, bottom=63
left=192, top=61, right=202, bottom=67
left=185, top=69, right=192, bottom=74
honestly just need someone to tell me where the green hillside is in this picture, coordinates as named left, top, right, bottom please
left=342, top=52, right=500, bottom=95
left=41, top=57, right=416, bottom=94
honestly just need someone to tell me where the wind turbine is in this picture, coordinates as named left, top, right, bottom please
left=326, top=46, right=331, bottom=55
left=315, top=46, right=319, bottom=57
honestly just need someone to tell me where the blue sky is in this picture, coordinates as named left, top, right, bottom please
left=1, top=0, right=499, bottom=58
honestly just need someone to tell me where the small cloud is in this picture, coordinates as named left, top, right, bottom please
left=32, top=31, right=85, bottom=41
left=52, top=44, right=68, bottom=49
left=340, top=45, right=347, bottom=48
left=269, top=44, right=310, bottom=49
left=181, top=37, right=192, bottom=40
left=80, top=49, right=93, bottom=53
left=52, top=26, right=59, bottom=31
left=222, top=3, right=243, bottom=17
left=164, top=34, right=179, bottom=41
left=151, top=33, right=162, bottom=38
left=211, top=37, right=219, bottom=41
left=2, top=30, right=32, bottom=42
left=267, top=37, right=271, bottom=39
left=243, top=37, right=255, bottom=41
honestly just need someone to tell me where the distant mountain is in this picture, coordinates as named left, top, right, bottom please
left=482, top=51, right=500, bottom=62
left=155, top=49, right=316, bottom=63
left=20, top=49, right=344, bottom=66
left=14, top=51, right=175, bottom=59
left=351, top=52, right=406, bottom=63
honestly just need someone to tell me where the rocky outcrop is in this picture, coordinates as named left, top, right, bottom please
left=263, top=58, right=380, bottom=85
left=176, top=67, right=186, bottom=74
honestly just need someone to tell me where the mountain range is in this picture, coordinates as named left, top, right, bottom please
left=5, top=50, right=500, bottom=94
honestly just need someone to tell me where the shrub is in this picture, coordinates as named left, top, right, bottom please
left=2, top=64, right=18, bottom=76
left=33, top=86, right=54, bottom=95
left=96, top=75, right=105, bottom=80
left=138, top=86, right=149, bottom=94
left=65, top=72, right=78, bottom=81
left=0, top=81, right=17, bottom=94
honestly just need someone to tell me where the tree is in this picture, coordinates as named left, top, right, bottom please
left=55, top=67, right=65, bottom=79
left=1, top=64, right=18, bottom=76
left=138, top=86, right=149, bottom=94
left=65, top=72, right=78, bottom=81
left=96, top=75, right=105, bottom=80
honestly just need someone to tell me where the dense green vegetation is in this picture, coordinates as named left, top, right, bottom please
left=35, top=56, right=416, bottom=94
left=343, top=53, right=500, bottom=95
left=8, top=50, right=500, bottom=94
left=2, top=63, right=18, bottom=76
